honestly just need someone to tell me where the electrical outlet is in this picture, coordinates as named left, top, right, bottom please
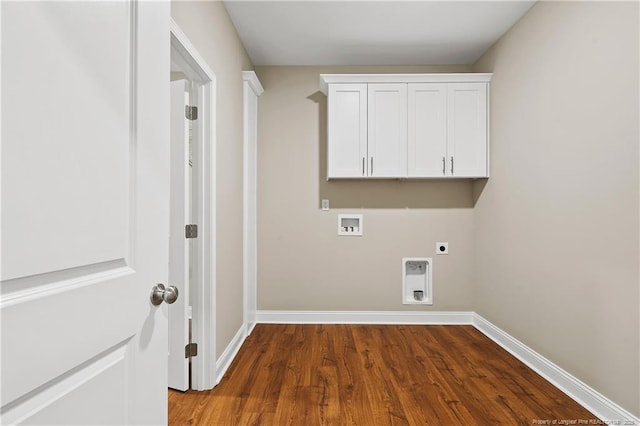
left=321, top=199, right=329, bottom=211
left=436, top=242, right=449, bottom=255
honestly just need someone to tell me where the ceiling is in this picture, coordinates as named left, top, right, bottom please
left=223, top=1, right=536, bottom=66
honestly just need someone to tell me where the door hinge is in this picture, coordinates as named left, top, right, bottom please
left=185, top=343, right=198, bottom=358
left=185, top=105, right=198, bottom=121
left=185, top=224, right=198, bottom=239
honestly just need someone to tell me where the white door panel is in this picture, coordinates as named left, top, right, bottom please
left=5, top=341, right=129, bottom=425
left=1, top=2, right=170, bottom=424
left=2, top=1, right=131, bottom=281
left=168, top=80, right=190, bottom=391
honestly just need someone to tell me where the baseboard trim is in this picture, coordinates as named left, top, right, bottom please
left=246, top=320, right=257, bottom=336
left=215, top=326, right=246, bottom=384
left=472, top=313, right=639, bottom=425
left=255, top=310, right=474, bottom=325
left=216, top=310, right=638, bottom=424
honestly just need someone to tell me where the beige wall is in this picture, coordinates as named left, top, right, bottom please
left=172, top=1, right=639, bottom=415
left=171, top=1, right=253, bottom=358
left=255, top=65, right=477, bottom=311
left=473, top=1, right=639, bottom=416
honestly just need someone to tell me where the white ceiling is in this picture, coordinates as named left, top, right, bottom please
left=223, top=1, right=536, bottom=66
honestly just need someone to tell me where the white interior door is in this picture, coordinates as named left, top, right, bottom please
left=168, top=79, right=190, bottom=391
left=1, top=2, right=170, bottom=424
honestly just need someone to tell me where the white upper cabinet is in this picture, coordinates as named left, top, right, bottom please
left=368, top=84, right=408, bottom=177
left=321, top=74, right=491, bottom=179
left=327, top=84, right=368, bottom=178
left=447, top=83, right=488, bottom=177
left=408, top=83, right=448, bottom=177
left=408, top=82, right=488, bottom=177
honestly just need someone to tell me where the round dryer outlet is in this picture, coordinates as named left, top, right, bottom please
left=436, top=242, right=449, bottom=255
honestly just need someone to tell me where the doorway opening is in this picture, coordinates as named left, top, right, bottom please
left=169, top=20, right=217, bottom=391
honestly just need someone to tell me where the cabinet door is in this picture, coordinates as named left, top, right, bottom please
left=408, top=83, right=447, bottom=177
left=447, top=83, right=488, bottom=177
left=367, top=84, right=407, bottom=177
left=327, top=84, right=368, bottom=178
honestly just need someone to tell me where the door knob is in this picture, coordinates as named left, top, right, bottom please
left=150, top=283, right=179, bottom=305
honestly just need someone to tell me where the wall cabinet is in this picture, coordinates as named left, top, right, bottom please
left=321, top=74, right=491, bottom=179
left=409, top=82, right=488, bottom=177
left=327, top=83, right=408, bottom=178
left=367, top=84, right=408, bottom=177
left=327, top=84, right=367, bottom=178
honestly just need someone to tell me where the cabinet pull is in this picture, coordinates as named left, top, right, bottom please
left=442, top=157, right=445, bottom=175
left=370, top=157, right=374, bottom=175
left=451, top=157, right=454, bottom=175
left=362, top=157, right=365, bottom=176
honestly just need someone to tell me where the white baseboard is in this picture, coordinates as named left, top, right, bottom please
left=472, top=313, right=639, bottom=425
left=216, top=310, right=638, bottom=424
left=215, top=326, right=246, bottom=384
left=246, top=320, right=257, bottom=336
left=255, top=310, right=474, bottom=324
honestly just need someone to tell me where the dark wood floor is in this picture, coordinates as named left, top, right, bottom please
left=169, top=324, right=597, bottom=425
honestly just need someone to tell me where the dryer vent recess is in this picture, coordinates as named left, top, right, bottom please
left=402, top=258, right=432, bottom=305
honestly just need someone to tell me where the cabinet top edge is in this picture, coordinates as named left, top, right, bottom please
left=319, top=73, right=492, bottom=95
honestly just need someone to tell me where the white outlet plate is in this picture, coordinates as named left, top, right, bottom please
left=321, top=199, right=329, bottom=211
left=436, top=242, right=449, bottom=255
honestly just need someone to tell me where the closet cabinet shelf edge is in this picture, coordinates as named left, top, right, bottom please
left=322, top=73, right=491, bottom=180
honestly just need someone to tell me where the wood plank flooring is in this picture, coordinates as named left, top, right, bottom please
left=169, top=324, right=598, bottom=425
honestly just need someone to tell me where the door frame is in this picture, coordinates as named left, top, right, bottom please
left=170, top=20, right=217, bottom=391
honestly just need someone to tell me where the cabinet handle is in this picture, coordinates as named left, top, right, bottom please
left=442, top=157, right=445, bottom=175
left=451, top=157, right=454, bottom=175
left=370, top=157, right=374, bottom=175
left=362, top=157, right=365, bottom=176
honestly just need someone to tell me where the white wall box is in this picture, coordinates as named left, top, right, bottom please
left=321, top=74, right=491, bottom=179
left=402, top=258, right=432, bottom=305
left=338, top=214, right=363, bottom=236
